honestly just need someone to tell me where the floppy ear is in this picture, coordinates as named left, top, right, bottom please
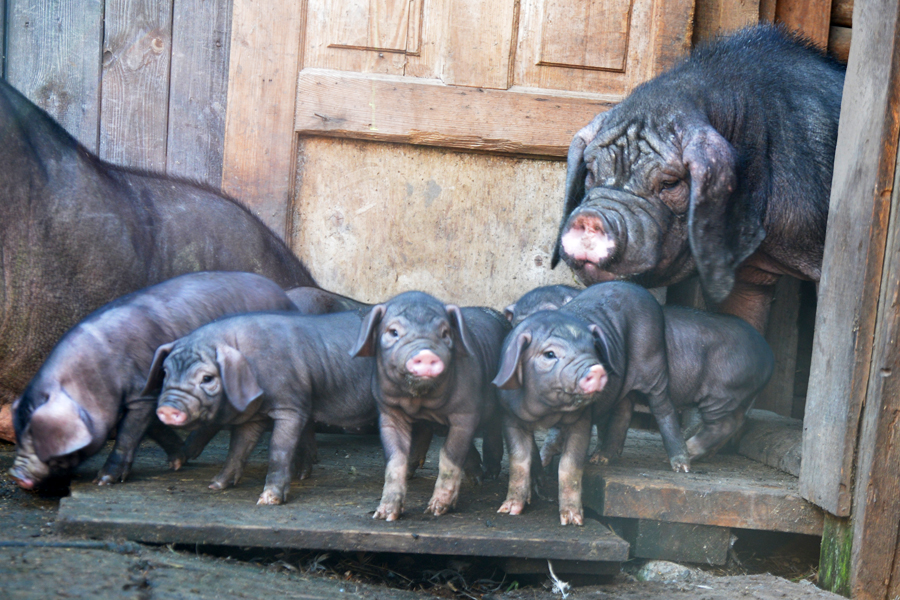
left=349, top=304, right=386, bottom=357
left=588, top=324, right=617, bottom=377
left=30, top=390, right=94, bottom=462
left=141, top=342, right=176, bottom=397
left=552, top=112, right=608, bottom=268
left=503, top=304, right=516, bottom=324
left=445, top=305, right=476, bottom=356
left=215, top=345, right=263, bottom=412
left=682, top=123, right=765, bottom=303
left=492, top=331, right=532, bottom=390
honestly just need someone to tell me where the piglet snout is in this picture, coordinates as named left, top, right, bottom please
left=561, top=212, right=615, bottom=264
left=157, top=405, right=188, bottom=426
left=578, top=364, right=608, bottom=394
left=406, top=350, right=445, bottom=378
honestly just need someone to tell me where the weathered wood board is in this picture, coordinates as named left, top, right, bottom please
left=583, top=430, right=823, bottom=536
left=57, top=433, right=628, bottom=564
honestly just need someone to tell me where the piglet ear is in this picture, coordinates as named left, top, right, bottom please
left=552, top=111, right=608, bottom=268
left=588, top=324, right=618, bottom=377
left=492, top=331, right=531, bottom=390
left=215, top=345, right=263, bottom=412
left=141, top=342, right=176, bottom=397
left=682, top=122, right=765, bottom=303
left=350, top=304, right=386, bottom=357
left=503, top=304, right=516, bottom=324
left=445, top=305, right=476, bottom=356
left=30, top=389, right=93, bottom=462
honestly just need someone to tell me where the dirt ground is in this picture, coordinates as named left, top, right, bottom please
left=0, top=440, right=845, bottom=600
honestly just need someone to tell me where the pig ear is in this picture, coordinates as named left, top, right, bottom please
left=29, top=390, right=94, bottom=462
left=350, top=304, right=386, bottom=357
left=682, top=123, right=765, bottom=303
left=445, top=305, right=476, bottom=356
left=552, top=112, right=608, bottom=268
left=503, top=304, right=516, bottom=324
left=215, top=346, right=263, bottom=412
left=141, top=342, right=176, bottom=397
left=492, top=331, right=531, bottom=390
left=588, top=324, right=617, bottom=377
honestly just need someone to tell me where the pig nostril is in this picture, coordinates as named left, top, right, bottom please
left=157, top=406, right=187, bottom=426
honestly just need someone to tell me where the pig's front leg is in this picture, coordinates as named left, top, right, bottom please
left=480, top=413, right=504, bottom=480
left=146, top=419, right=189, bottom=470
left=96, top=397, right=157, bottom=484
left=374, top=409, right=413, bottom=521
left=210, top=419, right=267, bottom=491
left=539, top=426, right=564, bottom=468
left=407, top=421, right=434, bottom=478
left=498, top=417, right=532, bottom=516
left=258, top=408, right=305, bottom=505
left=591, top=395, right=634, bottom=465
left=427, top=413, right=478, bottom=516
left=293, top=419, right=318, bottom=481
left=183, top=423, right=223, bottom=462
left=558, top=411, right=591, bottom=526
left=647, top=392, right=690, bottom=472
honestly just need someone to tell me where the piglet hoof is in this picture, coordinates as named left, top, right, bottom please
left=169, top=457, right=185, bottom=471
left=589, top=451, right=610, bottom=466
left=95, top=474, right=117, bottom=486
left=669, top=455, right=691, bottom=473
left=559, top=507, right=584, bottom=526
left=373, top=502, right=403, bottom=521
left=426, top=498, right=453, bottom=517
left=257, top=489, right=285, bottom=506
left=466, top=470, right=484, bottom=487
left=209, top=476, right=237, bottom=490
left=497, top=499, right=526, bottom=516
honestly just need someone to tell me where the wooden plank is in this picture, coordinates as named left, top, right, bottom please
left=828, top=25, right=851, bottom=63
left=584, top=431, right=824, bottom=535
left=326, top=0, right=419, bottom=53
left=831, top=0, right=852, bottom=26
left=440, top=0, right=516, bottom=89
left=5, top=0, right=103, bottom=152
left=222, top=0, right=305, bottom=237
left=165, top=0, right=232, bottom=185
left=608, top=518, right=732, bottom=565
left=691, top=0, right=760, bottom=44
left=799, top=0, right=900, bottom=517
left=99, top=0, right=174, bottom=171
left=295, top=68, right=616, bottom=157
left=757, top=276, right=801, bottom=416
left=737, top=410, right=802, bottom=477
left=538, top=0, right=633, bottom=72
left=646, top=0, right=694, bottom=76
left=56, top=433, right=629, bottom=563
left=774, top=0, right=832, bottom=48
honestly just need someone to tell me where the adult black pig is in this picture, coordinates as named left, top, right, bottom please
left=148, top=311, right=377, bottom=505
left=8, top=272, right=298, bottom=490
left=0, top=79, right=316, bottom=442
left=350, top=292, right=508, bottom=521
left=553, top=25, right=844, bottom=332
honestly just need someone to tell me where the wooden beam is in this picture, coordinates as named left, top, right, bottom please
left=221, top=0, right=305, bottom=237
left=775, top=0, right=833, bottom=48
left=757, top=277, right=801, bottom=417
left=831, top=0, right=853, bottom=26
left=828, top=25, right=851, bottom=63
left=295, top=69, right=616, bottom=157
left=692, top=0, right=760, bottom=45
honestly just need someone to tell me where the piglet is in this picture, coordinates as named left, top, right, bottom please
left=148, top=311, right=377, bottom=505
left=503, top=285, right=580, bottom=327
left=286, top=286, right=370, bottom=314
left=351, top=291, right=509, bottom=520
left=9, top=272, right=298, bottom=489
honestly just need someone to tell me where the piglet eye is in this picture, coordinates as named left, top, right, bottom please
left=660, top=178, right=680, bottom=191
left=388, top=328, right=399, bottom=338
left=544, top=350, right=556, bottom=359
left=201, top=375, right=214, bottom=384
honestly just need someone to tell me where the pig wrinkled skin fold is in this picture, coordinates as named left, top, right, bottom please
left=553, top=25, right=844, bottom=332
left=0, top=78, right=316, bottom=442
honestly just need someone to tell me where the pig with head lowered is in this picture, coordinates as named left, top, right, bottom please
left=553, top=25, right=844, bottom=332
left=351, top=291, right=509, bottom=520
left=148, top=311, right=377, bottom=505
left=9, top=272, right=298, bottom=490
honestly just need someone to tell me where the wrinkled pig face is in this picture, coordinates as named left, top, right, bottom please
left=351, top=291, right=474, bottom=397
left=493, top=312, right=611, bottom=421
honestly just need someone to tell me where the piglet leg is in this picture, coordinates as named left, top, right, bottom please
left=293, top=420, right=318, bottom=481
left=146, top=419, right=189, bottom=471
left=427, top=414, right=478, bottom=516
left=480, top=413, right=504, bottom=480
left=374, top=410, right=413, bottom=521
left=540, top=426, right=564, bottom=468
left=407, top=421, right=434, bottom=478
left=591, top=394, right=634, bottom=465
left=559, top=412, right=591, bottom=526
left=258, top=408, right=305, bottom=505
left=96, top=397, right=157, bottom=485
left=647, top=392, right=691, bottom=472
left=210, top=419, right=267, bottom=491
left=183, top=424, right=222, bottom=462
left=498, top=419, right=532, bottom=516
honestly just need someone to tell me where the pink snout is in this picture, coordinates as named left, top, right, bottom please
left=561, top=213, right=616, bottom=264
left=406, top=350, right=445, bottom=378
left=157, top=405, right=189, bottom=426
left=578, top=364, right=608, bottom=394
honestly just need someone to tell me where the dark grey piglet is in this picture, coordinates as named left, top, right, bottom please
left=148, top=311, right=377, bottom=505
left=9, top=272, right=297, bottom=489
left=351, top=291, right=509, bottom=520
left=503, top=285, right=580, bottom=327
left=286, top=286, right=371, bottom=314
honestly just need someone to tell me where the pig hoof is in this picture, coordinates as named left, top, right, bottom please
left=257, top=490, right=284, bottom=505
left=670, top=456, right=691, bottom=473
left=209, top=479, right=233, bottom=490
left=373, top=503, right=402, bottom=521
left=426, top=500, right=451, bottom=516
left=498, top=499, right=526, bottom=515
left=169, top=457, right=185, bottom=471
left=589, top=451, right=610, bottom=465
left=95, top=475, right=115, bottom=486
left=559, top=508, right=584, bottom=526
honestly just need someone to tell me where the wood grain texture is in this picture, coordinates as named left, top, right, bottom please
left=800, top=0, right=900, bottom=517
left=222, top=0, right=305, bottom=237
left=5, top=0, right=103, bottom=151
left=326, top=0, right=419, bottom=53
left=165, top=0, right=232, bottom=185
left=737, top=410, right=803, bottom=477
left=757, top=277, right=801, bottom=417
left=583, top=431, right=824, bottom=535
left=828, top=25, right=851, bottom=63
left=291, top=137, right=580, bottom=307
left=100, top=0, right=174, bottom=171
left=295, top=69, right=616, bottom=157
left=831, top=0, right=852, bottom=26
left=774, top=0, right=833, bottom=48
left=692, top=0, right=760, bottom=45
left=538, top=0, right=633, bottom=72
left=440, top=0, right=516, bottom=89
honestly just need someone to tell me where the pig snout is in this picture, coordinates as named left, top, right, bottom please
left=157, top=405, right=189, bottom=426
left=561, top=211, right=616, bottom=265
left=405, top=350, right=445, bottom=378
left=578, top=364, right=608, bottom=394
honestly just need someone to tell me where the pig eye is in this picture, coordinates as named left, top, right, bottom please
left=388, top=328, right=399, bottom=338
left=543, top=350, right=557, bottom=360
left=659, top=177, right=680, bottom=191
left=201, top=375, right=214, bottom=384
